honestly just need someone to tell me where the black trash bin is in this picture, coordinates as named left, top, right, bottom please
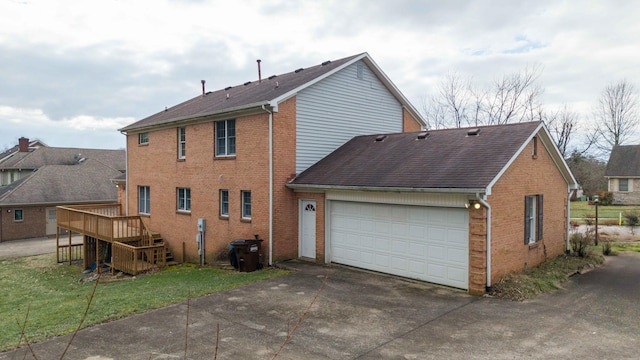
left=229, top=239, right=263, bottom=272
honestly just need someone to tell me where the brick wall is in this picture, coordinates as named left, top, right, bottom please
left=402, top=108, right=423, bottom=132
left=468, top=206, right=487, bottom=295
left=127, top=111, right=272, bottom=264
left=488, top=136, right=569, bottom=283
left=0, top=206, right=46, bottom=241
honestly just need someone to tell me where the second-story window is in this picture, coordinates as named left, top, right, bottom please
left=216, top=119, right=236, bottom=156
left=177, top=187, right=191, bottom=212
left=138, top=132, right=149, bottom=145
left=178, top=127, right=186, bottom=159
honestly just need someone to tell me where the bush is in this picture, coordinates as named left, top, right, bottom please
left=570, top=229, right=594, bottom=257
left=597, top=191, right=614, bottom=206
left=584, top=214, right=595, bottom=226
left=623, top=211, right=640, bottom=226
left=602, top=239, right=613, bottom=256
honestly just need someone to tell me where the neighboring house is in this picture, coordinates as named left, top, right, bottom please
left=0, top=144, right=125, bottom=241
left=0, top=137, right=48, bottom=185
left=605, top=145, right=640, bottom=205
left=288, top=122, right=578, bottom=295
left=118, top=53, right=425, bottom=270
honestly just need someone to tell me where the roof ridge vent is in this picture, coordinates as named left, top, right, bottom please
left=467, top=128, right=481, bottom=136
left=244, top=81, right=251, bottom=86
left=321, top=60, right=331, bottom=66
left=417, top=132, right=430, bottom=140
left=225, top=86, right=232, bottom=90
left=268, top=75, right=277, bottom=80
left=294, top=68, right=304, bottom=73
left=375, top=135, right=387, bottom=142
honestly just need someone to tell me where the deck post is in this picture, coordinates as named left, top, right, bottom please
left=68, top=230, right=72, bottom=265
left=56, top=227, right=60, bottom=263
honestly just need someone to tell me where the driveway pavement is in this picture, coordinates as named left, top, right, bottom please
left=0, top=235, right=82, bottom=259
left=2, top=253, right=639, bottom=359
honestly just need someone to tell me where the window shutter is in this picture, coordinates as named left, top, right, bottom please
left=537, top=194, right=544, bottom=241
left=524, top=196, right=531, bottom=244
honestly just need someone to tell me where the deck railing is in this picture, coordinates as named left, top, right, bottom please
left=57, top=243, right=83, bottom=263
left=56, top=204, right=165, bottom=275
left=112, top=241, right=166, bottom=275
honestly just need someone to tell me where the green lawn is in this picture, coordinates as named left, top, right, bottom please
left=570, top=201, right=640, bottom=224
left=0, top=254, right=288, bottom=352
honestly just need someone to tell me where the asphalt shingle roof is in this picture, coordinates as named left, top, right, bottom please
left=119, top=54, right=363, bottom=132
left=290, top=122, right=543, bottom=190
left=605, top=145, right=640, bottom=177
left=0, top=159, right=121, bottom=205
left=0, top=147, right=125, bottom=171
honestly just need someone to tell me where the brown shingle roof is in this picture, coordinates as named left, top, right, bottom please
left=290, top=122, right=544, bottom=190
left=120, top=54, right=363, bottom=132
left=0, top=159, right=120, bottom=206
left=0, top=147, right=125, bottom=171
left=605, top=145, right=640, bottom=177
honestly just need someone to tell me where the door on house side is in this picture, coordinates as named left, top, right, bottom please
left=46, top=207, right=57, bottom=235
left=300, top=200, right=317, bottom=259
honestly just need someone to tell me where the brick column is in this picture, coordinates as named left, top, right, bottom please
left=468, top=206, right=487, bottom=295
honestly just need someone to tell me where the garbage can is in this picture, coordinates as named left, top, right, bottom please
left=229, top=239, right=263, bottom=272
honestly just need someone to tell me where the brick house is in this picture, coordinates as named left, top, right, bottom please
left=119, top=53, right=425, bottom=266
left=0, top=142, right=125, bottom=241
left=288, top=122, right=578, bottom=295
left=605, top=145, right=640, bottom=205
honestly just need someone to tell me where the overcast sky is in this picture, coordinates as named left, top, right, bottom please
left=1, top=0, right=638, bottom=150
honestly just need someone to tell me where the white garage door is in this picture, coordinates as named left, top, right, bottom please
left=330, top=201, right=469, bottom=289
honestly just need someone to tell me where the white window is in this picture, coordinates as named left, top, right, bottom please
left=177, top=187, right=191, bottom=212
left=138, top=132, right=149, bottom=145
left=138, top=186, right=150, bottom=215
left=241, top=190, right=251, bottom=219
left=619, top=179, right=629, bottom=192
left=14, top=209, right=23, bottom=222
left=178, top=127, right=186, bottom=159
left=525, top=195, right=543, bottom=244
left=216, top=119, right=236, bottom=156
left=220, top=189, right=229, bottom=217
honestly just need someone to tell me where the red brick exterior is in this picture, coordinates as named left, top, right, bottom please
left=0, top=206, right=46, bottom=241
left=402, top=108, right=423, bottom=132
left=487, top=136, right=569, bottom=284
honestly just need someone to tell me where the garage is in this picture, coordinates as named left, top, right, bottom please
left=329, top=201, right=469, bottom=289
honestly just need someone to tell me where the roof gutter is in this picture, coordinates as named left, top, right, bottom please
left=286, top=183, right=487, bottom=195
left=119, top=101, right=270, bottom=134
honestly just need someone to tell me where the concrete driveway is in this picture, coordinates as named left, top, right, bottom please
left=2, top=254, right=639, bottom=360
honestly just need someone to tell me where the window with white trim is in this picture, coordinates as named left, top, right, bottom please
left=524, top=195, right=543, bottom=244
left=220, top=189, right=229, bottom=217
left=177, top=187, right=191, bottom=212
left=216, top=119, right=236, bottom=156
left=14, top=209, right=23, bottom=222
left=139, top=132, right=149, bottom=145
left=178, top=127, right=186, bottom=159
left=619, top=178, right=629, bottom=192
left=241, top=190, right=251, bottom=219
left=138, top=186, right=150, bottom=215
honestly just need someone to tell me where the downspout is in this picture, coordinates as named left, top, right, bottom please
left=262, top=104, right=274, bottom=265
left=476, top=194, right=492, bottom=291
left=124, top=133, right=129, bottom=216
left=566, top=186, right=575, bottom=253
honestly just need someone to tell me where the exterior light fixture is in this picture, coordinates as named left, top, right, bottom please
left=465, top=200, right=481, bottom=210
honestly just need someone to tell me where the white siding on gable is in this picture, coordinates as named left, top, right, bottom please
left=295, top=60, right=403, bottom=173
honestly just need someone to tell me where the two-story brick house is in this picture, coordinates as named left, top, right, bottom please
left=119, top=53, right=425, bottom=266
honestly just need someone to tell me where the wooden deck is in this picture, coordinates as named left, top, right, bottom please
left=56, top=204, right=165, bottom=275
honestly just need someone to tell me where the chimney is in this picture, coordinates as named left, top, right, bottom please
left=18, top=137, right=29, bottom=152
left=201, top=80, right=206, bottom=96
left=257, top=59, right=262, bottom=83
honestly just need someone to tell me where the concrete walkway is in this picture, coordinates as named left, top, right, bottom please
left=1, top=253, right=639, bottom=360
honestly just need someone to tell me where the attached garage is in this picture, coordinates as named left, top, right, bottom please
left=329, top=201, right=469, bottom=289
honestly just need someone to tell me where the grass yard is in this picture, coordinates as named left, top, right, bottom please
left=0, top=254, right=288, bottom=352
left=570, top=201, right=640, bottom=224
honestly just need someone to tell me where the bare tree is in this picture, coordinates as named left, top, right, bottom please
left=546, top=105, right=578, bottom=157
left=485, top=64, right=543, bottom=124
left=438, top=72, right=471, bottom=128
left=594, top=80, right=639, bottom=150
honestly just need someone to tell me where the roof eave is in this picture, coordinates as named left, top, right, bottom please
left=119, top=101, right=271, bottom=134
left=286, top=183, right=487, bottom=194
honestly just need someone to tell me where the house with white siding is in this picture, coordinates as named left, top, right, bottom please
left=118, top=53, right=425, bottom=268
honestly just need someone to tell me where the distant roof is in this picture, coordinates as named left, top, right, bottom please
left=0, top=159, right=121, bottom=206
left=0, top=139, right=47, bottom=163
left=0, top=147, right=125, bottom=171
left=605, top=145, right=640, bottom=177
left=120, top=53, right=426, bottom=132
left=289, top=121, right=575, bottom=192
